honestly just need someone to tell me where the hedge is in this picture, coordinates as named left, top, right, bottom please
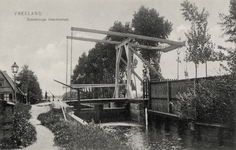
left=1, top=103, right=37, bottom=149
left=38, top=108, right=131, bottom=150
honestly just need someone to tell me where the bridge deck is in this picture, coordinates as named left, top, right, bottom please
left=67, top=98, right=148, bottom=103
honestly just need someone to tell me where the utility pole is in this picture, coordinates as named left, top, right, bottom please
left=176, top=38, right=181, bottom=80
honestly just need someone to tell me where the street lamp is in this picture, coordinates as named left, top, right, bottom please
left=11, top=62, right=19, bottom=101
left=142, top=68, right=147, bottom=81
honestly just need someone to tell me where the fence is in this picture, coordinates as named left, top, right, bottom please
left=148, top=76, right=236, bottom=146
left=149, top=76, right=215, bottom=115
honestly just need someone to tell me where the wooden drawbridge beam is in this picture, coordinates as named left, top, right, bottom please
left=120, top=57, right=142, bottom=82
left=129, top=46, right=164, bottom=80
left=71, top=27, right=185, bottom=46
left=67, top=36, right=183, bottom=52
left=71, top=84, right=127, bottom=88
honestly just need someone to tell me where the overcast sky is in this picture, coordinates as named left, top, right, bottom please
left=0, top=0, right=233, bottom=96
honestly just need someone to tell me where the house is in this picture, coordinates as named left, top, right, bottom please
left=0, top=70, right=25, bottom=103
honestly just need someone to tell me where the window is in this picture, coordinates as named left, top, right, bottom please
left=4, top=94, right=9, bottom=100
left=0, top=80, right=3, bottom=86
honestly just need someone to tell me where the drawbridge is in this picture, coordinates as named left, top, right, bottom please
left=54, top=27, right=185, bottom=123
left=55, top=27, right=185, bottom=101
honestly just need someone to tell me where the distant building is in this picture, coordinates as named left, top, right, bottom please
left=0, top=70, right=25, bottom=103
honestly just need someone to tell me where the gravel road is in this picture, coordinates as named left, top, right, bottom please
left=21, top=103, right=59, bottom=150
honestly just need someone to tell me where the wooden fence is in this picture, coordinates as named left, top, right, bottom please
left=148, top=76, right=236, bottom=146
left=148, top=76, right=215, bottom=115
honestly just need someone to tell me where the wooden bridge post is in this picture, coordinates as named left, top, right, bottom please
left=165, top=117, right=170, bottom=132
left=148, top=81, right=152, bottom=109
left=94, top=104, right=103, bottom=123
left=196, top=125, right=201, bottom=141
left=218, top=127, right=224, bottom=146
left=115, top=46, right=122, bottom=98
left=77, top=89, right=81, bottom=112
left=125, top=44, right=132, bottom=99
left=167, top=81, right=171, bottom=113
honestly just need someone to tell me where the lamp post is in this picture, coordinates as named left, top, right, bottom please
left=11, top=62, right=19, bottom=101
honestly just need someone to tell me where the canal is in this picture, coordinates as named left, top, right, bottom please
left=101, top=119, right=235, bottom=150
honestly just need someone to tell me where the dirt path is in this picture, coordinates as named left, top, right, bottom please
left=22, top=103, right=59, bottom=150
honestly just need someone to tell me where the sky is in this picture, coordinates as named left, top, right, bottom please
left=0, top=0, right=234, bottom=96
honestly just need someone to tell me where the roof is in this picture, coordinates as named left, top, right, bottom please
left=0, top=69, right=21, bottom=94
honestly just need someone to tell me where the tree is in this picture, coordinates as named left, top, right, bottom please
left=181, top=0, right=216, bottom=78
left=71, top=21, right=132, bottom=98
left=219, top=0, right=236, bottom=73
left=219, top=0, right=236, bottom=43
left=176, top=0, right=236, bottom=130
left=218, top=0, right=236, bottom=132
left=73, top=52, right=88, bottom=84
left=132, top=5, right=173, bottom=80
left=72, top=22, right=132, bottom=84
left=17, top=65, right=42, bottom=103
left=218, top=0, right=236, bottom=76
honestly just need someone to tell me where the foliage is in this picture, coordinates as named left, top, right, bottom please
left=62, top=90, right=78, bottom=100
left=216, top=0, right=236, bottom=127
left=176, top=0, right=236, bottom=130
left=181, top=0, right=220, bottom=77
left=175, top=77, right=235, bottom=128
left=70, top=21, right=133, bottom=99
left=132, top=5, right=172, bottom=80
left=175, top=80, right=208, bottom=121
left=219, top=0, right=236, bottom=43
left=225, top=49, right=236, bottom=73
left=37, top=108, right=131, bottom=150
left=210, top=75, right=236, bottom=126
left=175, top=87, right=196, bottom=120
left=219, top=0, right=236, bottom=74
left=175, top=79, right=216, bottom=121
left=13, top=102, right=32, bottom=120
left=16, top=65, right=42, bottom=102
left=1, top=103, right=37, bottom=149
left=70, top=5, right=173, bottom=98
left=72, top=22, right=132, bottom=86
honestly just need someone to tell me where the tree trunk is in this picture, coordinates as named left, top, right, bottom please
left=194, top=64, right=198, bottom=96
left=195, top=64, right=198, bottom=78
left=177, top=60, right=179, bottom=79
left=205, top=61, right=208, bottom=77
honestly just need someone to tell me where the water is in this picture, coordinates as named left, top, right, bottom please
left=102, top=121, right=235, bottom=150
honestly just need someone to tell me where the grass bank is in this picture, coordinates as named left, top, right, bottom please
left=37, top=107, right=131, bottom=150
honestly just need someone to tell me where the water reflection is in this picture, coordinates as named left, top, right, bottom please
left=102, top=120, right=235, bottom=150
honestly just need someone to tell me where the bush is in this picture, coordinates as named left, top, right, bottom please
left=1, top=103, right=37, bottom=149
left=38, top=108, right=131, bottom=150
left=175, top=76, right=236, bottom=128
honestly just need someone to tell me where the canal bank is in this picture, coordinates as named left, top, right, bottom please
left=100, top=116, right=235, bottom=150
left=66, top=99, right=235, bottom=149
left=66, top=98, right=148, bottom=124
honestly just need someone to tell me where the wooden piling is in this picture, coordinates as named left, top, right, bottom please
left=94, top=104, right=103, bottom=123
